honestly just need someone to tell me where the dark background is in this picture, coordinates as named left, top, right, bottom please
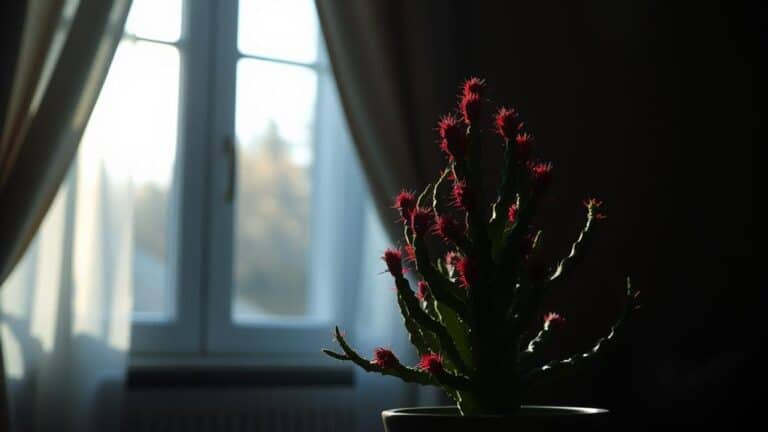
left=435, top=0, right=763, bottom=426
left=1, top=0, right=763, bottom=427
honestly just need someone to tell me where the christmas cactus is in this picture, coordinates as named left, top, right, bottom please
left=323, top=78, right=640, bottom=415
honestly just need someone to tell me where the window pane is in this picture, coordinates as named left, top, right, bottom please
left=238, top=0, right=319, bottom=63
left=80, top=40, right=180, bottom=320
left=234, top=59, right=318, bottom=321
left=125, top=0, right=183, bottom=42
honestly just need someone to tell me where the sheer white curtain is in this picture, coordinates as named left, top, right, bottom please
left=1, top=131, right=134, bottom=431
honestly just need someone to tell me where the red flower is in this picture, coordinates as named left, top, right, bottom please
left=438, top=114, right=467, bottom=161
left=410, top=207, right=434, bottom=236
left=417, top=352, right=444, bottom=374
left=507, top=203, right=518, bottom=224
left=460, top=92, right=482, bottom=126
left=382, top=248, right=403, bottom=276
left=456, top=256, right=478, bottom=289
left=433, top=214, right=465, bottom=245
left=451, top=180, right=472, bottom=210
left=583, top=197, right=607, bottom=220
left=543, top=312, right=566, bottom=331
left=529, top=161, right=553, bottom=193
left=404, top=244, right=417, bottom=263
left=393, top=190, right=417, bottom=222
left=372, top=347, right=400, bottom=369
left=416, top=281, right=430, bottom=301
left=462, top=77, right=486, bottom=97
left=494, top=107, right=523, bottom=140
left=515, top=133, right=534, bottom=162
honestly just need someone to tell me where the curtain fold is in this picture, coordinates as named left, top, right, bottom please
left=315, top=0, right=464, bottom=240
left=0, top=0, right=133, bottom=430
left=315, top=1, right=470, bottom=424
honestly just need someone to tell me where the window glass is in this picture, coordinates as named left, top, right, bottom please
left=125, top=0, right=183, bottom=42
left=233, top=59, right=318, bottom=321
left=80, top=40, right=181, bottom=320
left=238, top=0, right=319, bottom=64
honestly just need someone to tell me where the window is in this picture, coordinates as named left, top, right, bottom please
left=80, top=0, right=363, bottom=359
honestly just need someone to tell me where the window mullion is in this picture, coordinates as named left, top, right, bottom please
left=204, top=0, right=239, bottom=353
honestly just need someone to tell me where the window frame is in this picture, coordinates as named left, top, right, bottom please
left=130, top=0, right=363, bottom=360
left=129, top=0, right=208, bottom=353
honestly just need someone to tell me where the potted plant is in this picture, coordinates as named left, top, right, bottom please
left=323, top=78, right=640, bottom=431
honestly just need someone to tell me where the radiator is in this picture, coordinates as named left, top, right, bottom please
left=123, top=389, right=357, bottom=432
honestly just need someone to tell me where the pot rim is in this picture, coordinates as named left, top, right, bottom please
left=382, top=405, right=609, bottom=419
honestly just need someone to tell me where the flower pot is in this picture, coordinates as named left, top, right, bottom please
left=381, top=405, right=610, bottom=432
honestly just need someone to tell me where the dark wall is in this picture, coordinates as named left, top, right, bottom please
left=447, top=0, right=762, bottom=425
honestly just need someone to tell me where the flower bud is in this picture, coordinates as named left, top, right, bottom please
left=494, top=107, right=523, bottom=140
left=372, top=348, right=400, bottom=369
left=438, top=114, right=467, bottom=161
left=382, top=248, right=403, bottom=276
left=410, top=207, right=434, bottom=236
left=392, top=190, right=417, bottom=222
left=416, top=281, right=430, bottom=301
left=543, top=312, right=566, bottom=331
left=417, top=352, right=444, bottom=374
left=433, top=214, right=465, bottom=245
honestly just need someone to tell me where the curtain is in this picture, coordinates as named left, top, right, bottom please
left=0, top=0, right=133, bottom=430
left=315, top=0, right=466, bottom=241
left=315, top=1, right=472, bottom=426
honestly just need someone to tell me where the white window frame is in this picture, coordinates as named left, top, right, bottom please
left=130, top=0, right=364, bottom=360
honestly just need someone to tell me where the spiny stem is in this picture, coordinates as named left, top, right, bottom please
left=394, top=275, right=469, bottom=374
left=325, top=327, right=435, bottom=385
left=413, top=236, right=468, bottom=316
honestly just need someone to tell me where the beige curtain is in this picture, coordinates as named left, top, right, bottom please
left=0, top=0, right=132, bottom=429
left=314, top=0, right=466, bottom=240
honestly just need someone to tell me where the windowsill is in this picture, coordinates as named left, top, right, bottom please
left=127, top=363, right=355, bottom=389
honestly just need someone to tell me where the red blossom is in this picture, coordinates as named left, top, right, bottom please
left=372, top=347, right=400, bottom=369
left=410, top=207, right=434, bottom=236
left=583, top=197, right=607, bottom=220
left=416, top=281, right=431, bottom=301
left=494, top=107, right=523, bottom=140
left=462, top=77, right=486, bottom=97
left=392, top=190, right=417, bottom=222
left=417, top=352, right=444, bottom=374
left=456, top=256, right=478, bottom=289
left=515, top=133, right=534, bottom=162
left=529, top=161, right=553, bottom=193
left=507, top=203, right=518, bottom=224
left=433, top=214, right=465, bottom=245
left=451, top=180, right=472, bottom=210
left=382, top=248, right=403, bottom=276
left=460, top=92, right=482, bottom=126
left=438, top=114, right=467, bottom=161
left=543, top=312, right=566, bottom=331
left=404, top=244, right=417, bottom=263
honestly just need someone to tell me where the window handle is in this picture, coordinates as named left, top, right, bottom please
left=223, top=135, right=237, bottom=203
